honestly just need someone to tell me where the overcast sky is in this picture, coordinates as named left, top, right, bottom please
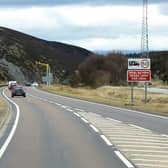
left=0, top=0, right=168, bottom=51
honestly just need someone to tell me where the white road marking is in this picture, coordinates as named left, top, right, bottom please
left=131, top=153, right=168, bottom=158
left=129, top=124, right=151, bottom=131
left=74, top=108, right=84, bottom=112
left=106, top=117, right=122, bottom=123
left=114, top=151, right=134, bottom=168
left=135, top=163, right=168, bottom=168
left=132, top=158, right=168, bottom=163
left=162, top=134, right=168, bottom=138
left=90, top=124, right=99, bottom=132
left=81, top=117, right=89, bottom=123
left=122, top=149, right=168, bottom=154
left=100, top=135, right=113, bottom=146
left=73, top=112, right=80, bottom=117
left=54, top=102, right=60, bottom=106
left=0, top=89, right=20, bottom=159
left=61, top=105, right=67, bottom=108
left=38, top=89, right=168, bottom=120
left=66, top=109, right=73, bottom=112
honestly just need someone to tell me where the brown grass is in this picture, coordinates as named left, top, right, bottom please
left=0, top=98, right=8, bottom=121
left=40, top=84, right=168, bottom=116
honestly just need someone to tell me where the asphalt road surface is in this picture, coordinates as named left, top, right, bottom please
left=0, top=87, right=168, bottom=168
left=147, top=87, right=168, bottom=94
left=0, top=88, right=128, bottom=168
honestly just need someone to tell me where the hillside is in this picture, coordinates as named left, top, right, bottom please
left=0, top=27, right=92, bottom=83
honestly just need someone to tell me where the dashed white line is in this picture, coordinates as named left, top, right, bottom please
left=106, top=117, right=122, bottom=123
left=114, top=151, right=134, bottom=168
left=73, top=112, right=80, bottom=117
left=66, top=109, right=73, bottom=112
left=61, top=105, right=67, bottom=108
left=74, top=108, right=84, bottom=112
left=81, top=117, right=89, bottom=123
left=54, top=102, right=60, bottom=106
left=100, top=135, right=113, bottom=146
left=129, top=124, right=151, bottom=131
left=162, top=134, right=168, bottom=138
left=90, top=124, right=99, bottom=132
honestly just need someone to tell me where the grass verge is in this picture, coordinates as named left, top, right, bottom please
left=0, top=97, right=8, bottom=124
left=40, top=85, right=168, bottom=116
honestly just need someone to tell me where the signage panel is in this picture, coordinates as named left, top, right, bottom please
left=127, top=70, right=151, bottom=82
left=128, top=58, right=150, bottom=70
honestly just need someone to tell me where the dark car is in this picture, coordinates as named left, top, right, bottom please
left=25, top=82, right=32, bottom=86
left=11, top=87, right=26, bottom=97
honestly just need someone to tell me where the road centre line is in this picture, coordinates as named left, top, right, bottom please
left=89, top=124, right=99, bottom=132
left=114, top=151, right=134, bottom=168
left=0, top=89, right=20, bottom=159
left=81, top=117, right=89, bottom=123
left=100, top=135, right=113, bottom=146
left=73, top=112, right=80, bottom=117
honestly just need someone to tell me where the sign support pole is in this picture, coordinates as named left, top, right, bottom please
left=144, top=82, right=148, bottom=103
left=131, top=82, right=134, bottom=105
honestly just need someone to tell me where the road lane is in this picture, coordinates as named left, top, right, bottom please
left=27, top=87, right=168, bottom=135
left=0, top=89, right=127, bottom=168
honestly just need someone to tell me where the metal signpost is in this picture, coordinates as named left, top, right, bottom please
left=127, top=58, right=151, bottom=104
left=36, top=61, right=51, bottom=86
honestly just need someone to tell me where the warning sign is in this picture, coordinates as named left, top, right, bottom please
left=127, top=70, right=151, bottom=82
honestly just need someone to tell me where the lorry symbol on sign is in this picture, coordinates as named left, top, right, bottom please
left=129, top=61, right=140, bottom=66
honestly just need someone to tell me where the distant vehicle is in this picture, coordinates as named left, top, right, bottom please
left=31, top=82, right=39, bottom=87
left=8, top=81, right=17, bottom=90
left=11, top=87, right=26, bottom=97
left=25, top=82, right=32, bottom=86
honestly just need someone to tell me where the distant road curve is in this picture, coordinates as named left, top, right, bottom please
left=147, top=87, right=168, bottom=94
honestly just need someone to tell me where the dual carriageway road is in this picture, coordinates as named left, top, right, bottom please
left=0, top=87, right=168, bottom=168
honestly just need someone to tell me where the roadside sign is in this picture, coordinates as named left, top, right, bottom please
left=127, top=70, right=151, bottom=82
left=128, top=58, right=150, bottom=70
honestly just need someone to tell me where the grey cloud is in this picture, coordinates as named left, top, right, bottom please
left=22, top=23, right=140, bottom=42
left=0, top=0, right=167, bottom=6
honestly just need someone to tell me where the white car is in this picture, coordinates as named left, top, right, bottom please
left=31, top=82, right=39, bottom=87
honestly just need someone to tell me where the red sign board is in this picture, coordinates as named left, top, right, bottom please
left=127, top=70, right=151, bottom=82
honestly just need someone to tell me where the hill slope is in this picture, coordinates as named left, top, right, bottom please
left=0, top=27, right=92, bottom=83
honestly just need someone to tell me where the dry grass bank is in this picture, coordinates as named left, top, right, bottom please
left=40, top=85, right=168, bottom=116
left=0, top=97, right=8, bottom=122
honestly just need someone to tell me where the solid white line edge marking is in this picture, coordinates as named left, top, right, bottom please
left=90, top=124, right=99, bottom=132
left=0, top=89, right=20, bottom=159
left=73, top=112, right=80, bottom=117
left=81, top=117, right=89, bottom=123
left=100, top=135, right=113, bottom=146
left=114, top=151, right=134, bottom=168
